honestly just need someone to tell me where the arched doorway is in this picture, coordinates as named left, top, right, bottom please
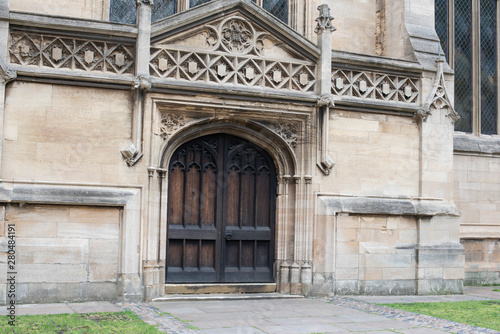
left=166, top=133, right=277, bottom=283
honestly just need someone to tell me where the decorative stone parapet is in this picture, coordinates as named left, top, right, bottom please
left=9, top=30, right=135, bottom=75
left=331, top=68, right=420, bottom=105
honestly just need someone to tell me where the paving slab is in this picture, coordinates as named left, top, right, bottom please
left=16, top=303, right=74, bottom=316
left=199, top=326, right=266, bottom=334
left=256, top=323, right=344, bottom=334
left=67, top=301, right=121, bottom=313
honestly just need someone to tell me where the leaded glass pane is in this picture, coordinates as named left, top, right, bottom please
left=190, top=0, right=212, bottom=8
left=152, top=0, right=177, bottom=22
left=480, top=0, right=498, bottom=135
left=454, top=0, right=473, bottom=132
left=263, top=0, right=288, bottom=24
left=110, top=0, right=137, bottom=24
left=435, top=0, right=449, bottom=61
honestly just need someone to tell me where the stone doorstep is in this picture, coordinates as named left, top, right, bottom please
left=153, top=293, right=304, bottom=302
left=164, top=282, right=277, bottom=295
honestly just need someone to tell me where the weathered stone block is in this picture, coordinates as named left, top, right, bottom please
left=17, top=238, right=89, bottom=265
left=19, top=283, right=87, bottom=304
left=17, top=264, right=88, bottom=283
left=362, top=280, right=416, bottom=296
left=418, top=279, right=463, bottom=295
left=335, top=280, right=359, bottom=295
left=365, top=253, right=413, bottom=268
left=382, top=267, right=415, bottom=280
left=87, top=283, right=119, bottom=301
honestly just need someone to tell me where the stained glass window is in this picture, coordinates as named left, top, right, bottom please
left=152, top=0, right=178, bottom=22
left=190, top=0, right=212, bottom=8
left=263, top=0, right=288, bottom=23
left=435, top=0, right=498, bottom=135
left=110, top=0, right=177, bottom=24
left=110, top=0, right=137, bottom=24
left=435, top=0, right=449, bottom=60
left=480, top=0, right=498, bottom=135
left=454, top=0, right=473, bottom=132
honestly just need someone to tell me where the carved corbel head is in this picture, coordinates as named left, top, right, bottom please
left=414, top=107, right=431, bottom=123
left=0, top=61, right=17, bottom=84
left=132, top=76, right=152, bottom=91
left=317, top=94, right=334, bottom=108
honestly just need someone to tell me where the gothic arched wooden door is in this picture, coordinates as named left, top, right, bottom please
left=166, top=134, right=277, bottom=283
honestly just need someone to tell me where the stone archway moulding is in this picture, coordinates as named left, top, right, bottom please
left=142, top=98, right=315, bottom=298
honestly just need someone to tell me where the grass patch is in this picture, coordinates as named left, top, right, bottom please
left=0, top=311, right=161, bottom=333
left=493, top=289, right=500, bottom=292
left=381, top=300, right=500, bottom=331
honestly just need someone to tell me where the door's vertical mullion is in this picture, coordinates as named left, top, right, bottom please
left=238, top=240, right=242, bottom=270
left=182, top=239, right=186, bottom=271
left=182, top=152, right=188, bottom=228
left=238, top=157, right=243, bottom=230
left=254, top=240, right=257, bottom=270
left=218, top=135, right=227, bottom=282
left=253, top=156, right=258, bottom=230
left=199, top=147, right=204, bottom=229
left=198, top=239, right=202, bottom=271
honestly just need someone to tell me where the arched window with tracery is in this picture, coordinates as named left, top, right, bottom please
left=435, top=0, right=498, bottom=135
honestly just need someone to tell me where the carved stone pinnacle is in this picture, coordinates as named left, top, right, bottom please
left=315, top=4, right=336, bottom=34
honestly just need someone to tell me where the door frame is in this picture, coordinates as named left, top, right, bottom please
left=164, top=133, right=278, bottom=283
left=145, top=109, right=311, bottom=298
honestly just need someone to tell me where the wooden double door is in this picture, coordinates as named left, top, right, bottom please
left=166, top=134, right=277, bottom=283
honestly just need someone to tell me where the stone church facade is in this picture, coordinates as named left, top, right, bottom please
left=0, top=0, right=498, bottom=303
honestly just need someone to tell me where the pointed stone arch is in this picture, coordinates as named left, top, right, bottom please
left=160, top=119, right=298, bottom=177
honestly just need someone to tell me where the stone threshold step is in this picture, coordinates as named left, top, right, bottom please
left=165, top=283, right=277, bottom=294
left=153, top=293, right=304, bottom=302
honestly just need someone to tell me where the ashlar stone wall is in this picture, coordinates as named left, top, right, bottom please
left=0, top=204, right=120, bottom=303
left=10, top=0, right=110, bottom=21
left=313, top=213, right=464, bottom=295
left=3, top=82, right=145, bottom=185
left=454, top=151, right=500, bottom=285
left=321, top=109, right=420, bottom=197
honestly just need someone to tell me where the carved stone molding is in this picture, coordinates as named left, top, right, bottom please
left=331, top=68, right=419, bottom=105
left=417, top=58, right=459, bottom=123
left=147, top=167, right=156, bottom=177
left=156, top=168, right=167, bottom=178
left=9, top=30, right=135, bottom=75
left=159, top=113, right=186, bottom=140
left=273, top=122, right=299, bottom=148
left=315, top=4, right=336, bottom=34
left=278, top=174, right=291, bottom=185
left=304, top=175, right=312, bottom=184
